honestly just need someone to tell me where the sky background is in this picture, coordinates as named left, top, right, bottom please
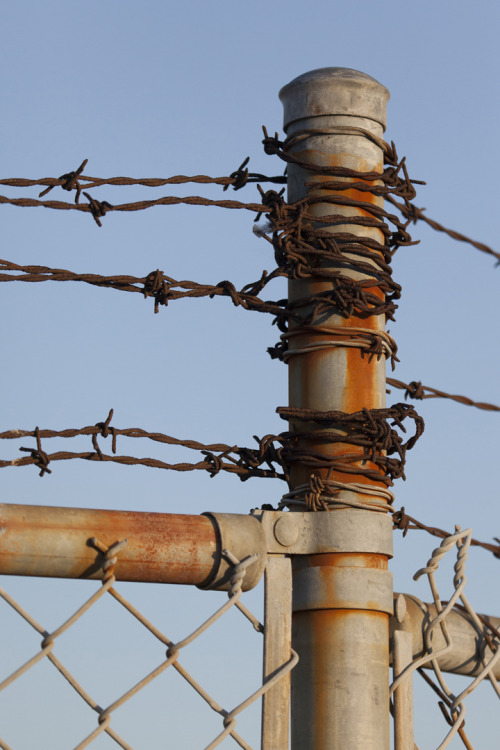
left=1, top=1, right=500, bottom=748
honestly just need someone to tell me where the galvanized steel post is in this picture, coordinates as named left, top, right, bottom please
left=279, top=68, right=394, bottom=749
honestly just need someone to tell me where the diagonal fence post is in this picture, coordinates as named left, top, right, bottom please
left=278, top=68, right=394, bottom=749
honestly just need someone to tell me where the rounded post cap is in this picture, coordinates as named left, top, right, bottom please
left=279, top=67, right=390, bottom=131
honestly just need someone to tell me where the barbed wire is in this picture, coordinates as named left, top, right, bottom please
left=387, top=378, right=500, bottom=413
left=278, top=403, right=424, bottom=484
left=0, top=156, right=285, bottom=196
left=0, top=403, right=427, bottom=487
left=0, top=192, right=268, bottom=227
left=255, top=128, right=427, bottom=502
left=0, top=409, right=291, bottom=481
left=2, top=257, right=498, bottom=418
left=0, top=259, right=285, bottom=316
left=2, top=141, right=498, bottom=272
left=393, top=507, right=500, bottom=560
left=3, top=129, right=496, bottom=496
left=386, top=194, right=500, bottom=266
left=0, top=130, right=426, bottom=495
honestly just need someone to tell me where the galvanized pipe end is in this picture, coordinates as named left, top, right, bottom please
left=279, top=67, right=390, bottom=132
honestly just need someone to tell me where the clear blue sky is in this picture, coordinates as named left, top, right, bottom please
left=1, top=2, right=500, bottom=747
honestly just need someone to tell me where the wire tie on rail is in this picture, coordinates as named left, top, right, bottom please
left=88, top=536, right=128, bottom=585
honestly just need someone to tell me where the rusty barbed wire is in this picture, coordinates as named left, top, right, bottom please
left=0, top=156, right=287, bottom=226
left=0, top=132, right=427, bottom=494
left=257, top=126, right=426, bottom=503
left=1, top=156, right=285, bottom=197
left=2, top=144, right=497, bottom=271
left=278, top=403, right=424, bottom=486
left=386, top=194, right=500, bottom=266
left=393, top=506, right=500, bottom=560
left=9, top=131, right=499, bottom=497
left=387, top=377, right=500, bottom=413
left=269, top=325, right=400, bottom=370
left=0, top=259, right=285, bottom=316
left=4, top=258, right=499, bottom=418
left=263, top=125, right=498, bottom=266
left=0, top=402, right=426, bottom=489
left=0, top=192, right=268, bottom=226
left=0, top=409, right=291, bottom=481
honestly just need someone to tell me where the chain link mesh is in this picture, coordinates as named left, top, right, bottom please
left=0, top=540, right=296, bottom=749
left=391, top=528, right=500, bottom=750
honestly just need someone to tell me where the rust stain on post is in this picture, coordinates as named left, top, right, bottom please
left=286, top=141, right=388, bottom=497
left=302, top=552, right=388, bottom=570
left=292, top=608, right=389, bottom=748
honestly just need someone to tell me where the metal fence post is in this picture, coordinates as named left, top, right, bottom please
left=279, top=68, right=394, bottom=749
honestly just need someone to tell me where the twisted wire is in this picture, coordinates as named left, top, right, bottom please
left=0, top=410, right=290, bottom=481
left=387, top=377, right=500, bottom=413
left=393, top=507, right=500, bottom=560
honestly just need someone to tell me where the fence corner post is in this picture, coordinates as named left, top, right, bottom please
left=278, top=67, right=393, bottom=749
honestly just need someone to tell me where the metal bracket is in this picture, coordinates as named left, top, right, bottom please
left=252, top=509, right=394, bottom=558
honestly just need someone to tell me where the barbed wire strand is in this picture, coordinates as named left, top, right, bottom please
left=393, top=507, right=500, bottom=560
left=386, top=195, right=500, bottom=266
left=2, top=153, right=497, bottom=270
left=0, top=157, right=286, bottom=196
left=0, top=259, right=285, bottom=316
left=387, top=378, right=500, bottom=413
left=0, top=193, right=268, bottom=226
left=0, top=410, right=290, bottom=481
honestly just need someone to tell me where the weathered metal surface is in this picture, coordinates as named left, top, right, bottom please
left=201, top=512, right=266, bottom=591
left=283, top=117, right=388, bottom=498
left=291, top=609, right=389, bottom=749
left=279, top=68, right=392, bottom=750
left=292, top=555, right=393, bottom=615
left=261, top=555, right=293, bottom=750
left=0, top=503, right=217, bottom=585
left=391, top=593, right=500, bottom=679
left=0, top=503, right=264, bottom=591
left=253, top=508, right=394, bottom=556
left=280, top=67, right=389, bottom=130
left=392, top=630, right=415, bottom=750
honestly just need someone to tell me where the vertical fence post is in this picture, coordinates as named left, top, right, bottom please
left=393, top=629, right=415, bottom=750
left=278, top=68, right=394, bottom=749
left=261, top=555, right=293, bottom=750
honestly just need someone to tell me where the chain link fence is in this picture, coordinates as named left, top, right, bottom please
left=0, top=541, right=296, bottom=750
left=392, top=527, right=500, bottom=750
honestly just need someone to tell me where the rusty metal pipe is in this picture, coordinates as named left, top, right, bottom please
left=279, top=68, right=393, bottom=750
left=391, top=593, right=500, bottom=679
left=0, top=504, right=266, bottom=590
